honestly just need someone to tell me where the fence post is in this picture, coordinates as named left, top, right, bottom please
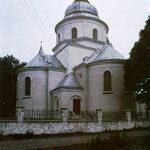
left=126, top=109, right=131, bottom=122
left=96, top=109, right=103, bottom=124
left=61, top=108, right=68, bottom=122
left=17, top=106, right=24, bottom=122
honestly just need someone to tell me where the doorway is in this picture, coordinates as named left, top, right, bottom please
left=73, top=98, right=81, bottom=114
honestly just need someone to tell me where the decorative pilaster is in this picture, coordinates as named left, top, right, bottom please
left=17, top=106, right=24, bottom=122
left=126, top=109, right=131, bottom=122
left=61, top=108, right=68, bottom=122
left=96, top=109, right=103, bottom=125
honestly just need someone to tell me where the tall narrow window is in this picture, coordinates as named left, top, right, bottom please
left=73, top=98, right=81, bottom=115
left=103, top=71, right=112, bottom=91
left=72, top=28, right=77, bottom=39
left=93, top=28, right=98, bottom=40
left=25, top=77, right=31, bottom=96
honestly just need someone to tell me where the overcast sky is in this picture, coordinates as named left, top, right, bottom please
left=0, top=0, right=150, bottom=62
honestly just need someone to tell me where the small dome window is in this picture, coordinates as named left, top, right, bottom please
left=72, top=28, right=77, bottom=39
left=93, top=28, right=98, bottom=40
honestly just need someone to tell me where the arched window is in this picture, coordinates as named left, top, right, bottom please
left=25, top=77, right=31, bottom=96
left=93, top=28, right=98, bottom=40
left=72, top=28, right=77, bottom=39
left=103, top=71, right=112, bottom=91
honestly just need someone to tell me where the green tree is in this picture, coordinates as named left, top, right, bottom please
left=125, top=16, right=150, bottom=91
left=0, top=55, right=26, bottom=119
left=135, top=78, right=150, bottom=108
left=125, top=16, right=150, bottom=92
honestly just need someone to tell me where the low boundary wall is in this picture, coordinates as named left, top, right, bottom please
left=0, top=120, right=150, bottom=135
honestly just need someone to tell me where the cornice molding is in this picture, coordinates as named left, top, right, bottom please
left=52, top=37, right=104, bottom=52
left=55, top=16, right=109, bottom=33
left=18, top=66, right=66, bottom=73
left=74, top=59, right=125, bottom=71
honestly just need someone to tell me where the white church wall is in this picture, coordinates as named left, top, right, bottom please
left=77, top=40, right=104, bottom=50
left=48, top=70, right=66, bottom=110
left=56, top=19, right=107, bottom=44
left=87, top=62, right=125, bottom=112
left=56, top=45, right=93, bottom=73
left=48, top=70, right=65, bottom=92
left=74, top=67, right=88, bottom=110
left=52, top=89, right=84, bottom=112
left=17, top=70, right=47, bottom=110
left=55, top=46, right=69, bottom=72
left=17, top=69, right=66, bottom=110
left=74, top=66, right=87, bottom=89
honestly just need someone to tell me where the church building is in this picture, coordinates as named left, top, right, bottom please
left=17, top=0, right=135, bottom=114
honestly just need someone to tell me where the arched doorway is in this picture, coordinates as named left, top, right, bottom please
left=73, top=98, right=81, bottom=114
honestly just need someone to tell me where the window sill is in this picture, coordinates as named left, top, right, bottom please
left=23, top=96, right=31, bottom=99
left=103, top=91, right=113, bottom=94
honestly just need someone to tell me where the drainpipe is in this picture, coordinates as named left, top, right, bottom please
left=45, top=67, right=49, bottom=110
left=85, top=65, right=89, bottom=111
left=51, top=92, right=53, bottom=111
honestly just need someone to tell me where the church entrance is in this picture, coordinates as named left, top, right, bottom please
left=73, top=98, right=80, bottom=114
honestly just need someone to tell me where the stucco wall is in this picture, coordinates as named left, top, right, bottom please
left=56, top=19, right=107, bottom=45
left=17, top=69, right=66, bottom=110
left=87, top=62, right=126, bottom=111
left=17, top=70, right=47, bottom=110
left=52, top=89, right=84, bottom=112
left=77, top=40, right=104, bottom=49
left=1, top=121, right=150, bottom=135
left=56, top=45, right=93, bottom=73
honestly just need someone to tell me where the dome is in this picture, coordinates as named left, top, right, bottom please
left=65, top=0, right=98, bottom=17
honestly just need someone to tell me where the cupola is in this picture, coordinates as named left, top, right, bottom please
left=65, top=0, right=98, bottom=18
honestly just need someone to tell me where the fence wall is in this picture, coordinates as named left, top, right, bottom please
left=0, top=108, right=149, bottom=135
left=0, top=120, right=150, bottom=135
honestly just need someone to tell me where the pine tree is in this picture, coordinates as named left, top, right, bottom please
left=125, top=16, right=150, bottom=91
left=0, top=55, right=26, bottom=119
left=124, top=16, right=150, bottom=109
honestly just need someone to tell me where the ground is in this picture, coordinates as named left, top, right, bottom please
left=0, top=129, right=150, bottom=150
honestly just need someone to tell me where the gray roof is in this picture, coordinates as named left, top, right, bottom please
left=65, top=1, right=98, bottom=17
left=55, top=72, right=83, bottom=90
left=25, top=47, right=65, bottom=69
left=83, top=43, right=124, bottom=63
left=94, top=43, right=124, bottom=61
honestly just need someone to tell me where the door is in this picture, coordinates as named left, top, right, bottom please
left=73, top=99, right=81, bottom=114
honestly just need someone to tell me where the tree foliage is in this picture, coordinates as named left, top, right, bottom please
left=135, top=78, right=150, bottom=106
left=0, top=55, right=26, bottom=119
left=125, top=16, right=150, bottom=105
left=125, top=16, right=150, bottom=91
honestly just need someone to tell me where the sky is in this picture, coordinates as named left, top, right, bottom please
left=0, top=0, right=150, bottom=62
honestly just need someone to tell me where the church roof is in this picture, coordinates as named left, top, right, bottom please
left=25, top=46, right=65, bottom=69
left=94, top=43, right=124, bottom=61
left=83, top=43, right=124, bottom=63
left=65, top=0, right=98, bottom=17
left=55, top=72, right=83, bottom=90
